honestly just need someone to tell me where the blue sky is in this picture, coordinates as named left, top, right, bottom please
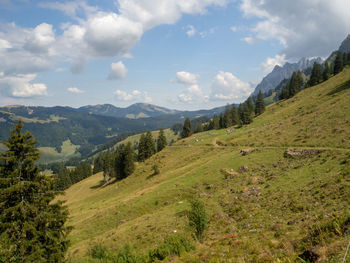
left=0, top=0, right=349, bottom=110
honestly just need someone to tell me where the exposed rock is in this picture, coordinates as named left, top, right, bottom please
left=221, top=168, right=239, bottom=178
left=240, top=149, right=254, bottom=156
left=284, top=148, right=324, bottom=158
left=238, top=166, right=249, bottom=173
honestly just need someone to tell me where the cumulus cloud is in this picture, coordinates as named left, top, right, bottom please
left=176, top=71, right=199, bottom=85
left=114, top=89, right=152, bottom=103
left=241, top=36, right=257, bottom=44
left=0, top=73, right=48, bottom=97
left=261, top=54, right=286, bottom=73
left=240, top=0, right=350, bottom=59
left=67, top=87, right=84, bottom=94
left=210, top=71, right=253, bottom=102
left=108, top=61, right=128, bottom=80
left=24, top=23, right=55, bottom=54
left=186, top=25, right=196, bottom=37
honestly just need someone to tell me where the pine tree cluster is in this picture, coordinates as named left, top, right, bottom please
left=56, top=163, right=92, bottom=190
left=0, top=121, right=70, bottom=262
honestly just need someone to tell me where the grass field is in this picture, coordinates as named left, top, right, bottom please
left=63, top=68, right=350, bottom=262
left=39, top=139, right=80, bottom=163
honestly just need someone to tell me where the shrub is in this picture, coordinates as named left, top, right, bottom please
left=188, top=199, right=209, bottom=242
left=88, top=243, right=110, bottom=260
left=114, top=244, right=146, bottom=263
left=152, top=164, right=160, bottom=175
left=149, top=234, right=194, bottom=261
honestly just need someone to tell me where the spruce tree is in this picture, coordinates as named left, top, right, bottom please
left=114, top=142, right=135, bottom=180
left=231, top=104, right=240, bottom=125
left=196, top=123, right=204, bottom=133
left=255, top=90, right=265, bottom=116
left=212, top=115, right=220, bottom=130
left=219, top=113, right=224, bottom=129
left=145, top=131, right=156, bottom=157
left=181, top=118, right=192, bottom=138
left=0, top=121, right=70, bottom=262
left=223, top=104, right=232, bottom=128
left=138, top=134, right=147, bottom=161
left=241, top=103, right=252, bottom=125
left=246, top=97, right=255, bottom=115
left=157, top=129, right=167, bottom=152
left=309, top=62, right=323, bottom=86
left=334, top=51, right=344, bottom=75
left=323, top=63, right=331, bottom=81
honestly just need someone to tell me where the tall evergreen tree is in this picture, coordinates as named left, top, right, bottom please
left=219, top=113, right=224, bottom=129
left=114, top=142, right=135, bottom=180
left=231, top=104, right=239, bottom=125
left=309, top=62, right=323, bottom=86
left=334, top=51, right=344, bottom=75
left=246, top=97, right=255, bottom=115
left=157, top=129, right=167, bottom=152
left=212, top=115, right=220, bottom=129
left=223, top=104, right=232, bottom=128
left=196, top=123, right=204, bottom=133
left=181, top=118, right=192, bottom=138
left=240, top=103, right=252, bottom=125
left=255, top=90, right=265, bottom=116
left=145, top=131, right=156, bottom=156
left=323, top=63, right=331, bottom=81
left=138, top=133, right=147, bottom=161
left=0, top=121, right=70, bottom=262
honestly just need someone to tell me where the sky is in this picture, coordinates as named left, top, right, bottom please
left=0, top=0, right=349, bottom=110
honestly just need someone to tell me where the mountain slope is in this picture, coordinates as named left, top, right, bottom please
left=63, top=68, right=350, bottom=262
left=78, top=103, right=180, bottom=119
left=253, top=57, right=323, bottom=96
left=339, top=34, right=350, bottom=53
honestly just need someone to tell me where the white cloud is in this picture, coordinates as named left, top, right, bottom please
left=67, top=87, right=84, bottom=94
left=114, top=89, right=152, bottom=103
left=0, top=73, right=48, bottom=97
left=0, top=0, right=228, bottom=79
left=242, top=36, right=257, bottom=44
left=24, top=23, right=55, bottom=54
left=178, top=93, right=192, bottom=102
left=230, top=26, right=238, bottom=32
left=108, top=61, right=128, bottom=80
left=186, top=25, right=196, bottom=37
left=176, top=71, right=199, bottom=85
left=261, top=54, right=286, bottom=73
left=240, top=0, right=350, bottom=59
left=210, top=71, right=253, bottom=102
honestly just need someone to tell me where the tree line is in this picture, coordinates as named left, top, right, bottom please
left=56, top=163, right=92, bottom=191
left=279, top=51, right=350, bottom=100
left=93, top=129, right=168, bottom=182
left=181, top=91, right=265, bottom=138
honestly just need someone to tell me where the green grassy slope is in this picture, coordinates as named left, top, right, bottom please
left=63, top=68, right=350, bottom=262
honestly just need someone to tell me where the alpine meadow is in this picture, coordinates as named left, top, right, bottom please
left=0, top=1, right=350, bottom=263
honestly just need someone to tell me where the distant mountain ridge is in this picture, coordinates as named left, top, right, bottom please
left=339, top=34, right=350, bottom=53
left=78, top=103, right=179, bottom=119
left=252, top=57, right=323, bottom=96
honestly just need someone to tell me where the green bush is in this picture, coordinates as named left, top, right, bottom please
left=149, top=234, right=194, bottom=261
left=114, top=244, right=146, bottom=263
left=88, top=243, right=110, bottom=260
left=188, top=199, right=209, bottom=242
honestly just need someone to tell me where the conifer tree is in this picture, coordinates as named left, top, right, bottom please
left=219, top=113, right=224, bottom=129
left=343, top=53, right=348, bottom=66
left=157, top=129, right=167, bottom=152
left=323, top=63, right=331, bottom=81
left=0, top=121, right=70, bottom=262
left=138, top=133, right=147, bottom=161
left=246, top=97, right=255, bottom=115
left=241, top=103, right=252, bottom=125
left=334, top=51, right=344, bottom=75
left=145, top=131, right=156, bottom=157
left=255, top=90, right=265, bottom=116
left=196, top=123, right=203, bottom=133
left=223, top=104, right=232, bottom=128
left=231, top=104, right=240, bottom=125
left=114, top=142, right=135, bottom=180
left=309, top=62, right=323, bottom=86
left=181, top=118, right=192, bottom=138
left=212, top=115, right=220, bottom=130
